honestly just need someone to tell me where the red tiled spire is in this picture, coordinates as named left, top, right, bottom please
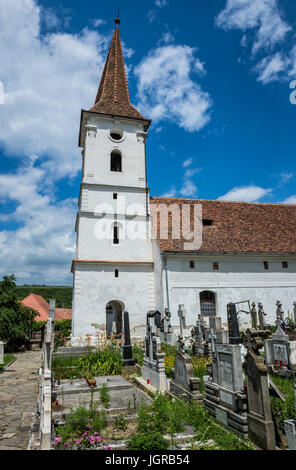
left=89, top=20, right=146, bottom=120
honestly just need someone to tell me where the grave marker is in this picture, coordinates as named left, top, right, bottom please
left=0, top=341, right=4, bottom=364
left=203, top=316, right=248, bottom=437
left=142, top=314, right=167, bottom=391
left=242, top=329, right=276, bottom=450
left=227, top=303, right=241, bottom=344
left=122, top=311, right=135, bottom=366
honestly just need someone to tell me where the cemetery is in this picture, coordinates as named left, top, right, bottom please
left=0, top=299, right=287, bottom=451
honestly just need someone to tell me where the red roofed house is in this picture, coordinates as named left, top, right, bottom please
left=70, top=18, right=296, bottom=343
left=21, top=294, right=72, bottom=322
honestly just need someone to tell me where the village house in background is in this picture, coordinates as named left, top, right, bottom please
left=21, top=294, right=72, bottom=322
left=70, top=19, right=296, bottom=344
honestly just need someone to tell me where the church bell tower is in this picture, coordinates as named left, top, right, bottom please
left=71, top=17, right=155, bottom=342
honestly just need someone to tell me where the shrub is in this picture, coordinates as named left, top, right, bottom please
left=99, top=383, right=110, bottom=408
left=127, top=431, right=169, bottom=450
left=78, top=347, right=122, bottom=376
left=270, top=375, right=296, bottom=433
left=54, top=319, right=72, bottom=336
left=0, top=275, right=36, bottom=351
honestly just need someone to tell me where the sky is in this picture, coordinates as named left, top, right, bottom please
left=0, top=0, right=295, bottom=285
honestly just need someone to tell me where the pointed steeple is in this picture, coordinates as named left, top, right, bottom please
left=89, top=18, right=146, bottom=120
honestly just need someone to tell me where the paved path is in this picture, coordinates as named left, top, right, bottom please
left=0, top=351, right=41, bottom=450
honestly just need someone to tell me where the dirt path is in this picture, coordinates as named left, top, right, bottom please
left=0, top=350, right=41, bottom=450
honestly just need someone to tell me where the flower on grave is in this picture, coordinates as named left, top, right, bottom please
left=86, top=424, right=94, bottom=429
left=54, top=437, right=62, bottom=443
left=105, top=446, right=112, bottom=450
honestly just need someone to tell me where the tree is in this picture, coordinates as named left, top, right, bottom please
left=0, top=275, right=37, bottom=351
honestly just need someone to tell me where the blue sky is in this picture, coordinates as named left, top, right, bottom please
left=0, top=0, right=295, bottom=285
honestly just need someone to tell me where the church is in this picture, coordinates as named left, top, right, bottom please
left=71, top=19, right=296, bottom=343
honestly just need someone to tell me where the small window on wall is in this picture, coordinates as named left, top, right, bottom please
left=282, top=261, right=288, bottom=269
left=115, top=269, right=119, bottom=278
left=113, top=225, right=119, bottom=245
left=113, top=193, right=118, bottom=200
left=110, top=150, right=122, bottom=172
left=189, top=260, right=195, bottom=269
left=264, top=261, right=269, bottom=270
left=213, top=262, right=219, bottom=271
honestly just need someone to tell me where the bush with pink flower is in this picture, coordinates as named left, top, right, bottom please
left=54, top=427, right=112, bottom=450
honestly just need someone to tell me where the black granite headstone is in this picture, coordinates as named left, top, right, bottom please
left=122, top=311, right=135, bottom=366
left=227, top=302, right=241, bottom=344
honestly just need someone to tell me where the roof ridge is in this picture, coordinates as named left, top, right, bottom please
left=150, top=196, right=296, bottom=207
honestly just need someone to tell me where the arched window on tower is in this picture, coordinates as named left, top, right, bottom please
left=110, top=150, right=122, bottom=172
left=199, top=291, right=216, bottom=317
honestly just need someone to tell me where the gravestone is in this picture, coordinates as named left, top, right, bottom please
left=147, top=310, right=162, bottom=335
left=203, top=317, right=248, bottom=437
left=0, top=341, right=4, bottom=364
left=293, top=302, right=296, bottom=324
left=191, top=314, right=210, bottom=357
left=264, top=320, right=296, bottom=378
left=284, top=379, right=296, bottom=450
left=258, top=302, right=267, bottom=330
left=122, top=311, right=135, bottom=367
left=243, top=329, right=276, bottom=450
left=276, top=300, right=284, bottom=323
left=169, top=309, right=202, bottom=403
left=250, top=302, right=258, bottom=330
left=178, top=304, right=186, bottom=337
left=142, top=315, right=167, bottom=391
left=49, top=299, right=55, bottom=322
left=227, top=303, right=241, bottom=344
left=160, top=309, right=176, bottom=346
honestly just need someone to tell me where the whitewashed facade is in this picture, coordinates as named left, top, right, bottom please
left=71, top=21, right=296, bottom=344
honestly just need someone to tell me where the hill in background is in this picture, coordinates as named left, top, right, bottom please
left=16, top=285, right=73, bottom=308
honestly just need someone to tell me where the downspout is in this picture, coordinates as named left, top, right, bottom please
left=164, top=255, right=170, bottom=312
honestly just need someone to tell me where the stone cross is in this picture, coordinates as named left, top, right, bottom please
left=258, top=302, right=267, bottom=330
left=208, top=328, right=217, bottom=361
left=276, top=300, right=284, bottom=323
left=178, top=304, right=186, bottom=337
left=250, top=302, right=258, bottom=330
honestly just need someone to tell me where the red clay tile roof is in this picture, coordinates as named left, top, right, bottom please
left=150, top=197, right=296, bottom=254
left=89, top=24, right=147, bottom=121
left=55, top=309, right=72, bottom=321
left=20, top=294, right=72, bottom=321
left=21, top=294, right=49, bottom=321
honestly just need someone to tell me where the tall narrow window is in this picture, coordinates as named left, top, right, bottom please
left=113, top=193, right=117, bottom=199
left=263, top=261, right=269, bottom=270
left=113, top=225, right=119, bottom=244
left=110, top=150, right=122, bottom=172
left=115, top=269, right=119, bottom=278
left=200, top=291, right=216, bottom=316
left=189, top=260, right=195, bottom=269
left=213, top=262, right=219, bottom=271
left=282, top=261, right=288, bottom=269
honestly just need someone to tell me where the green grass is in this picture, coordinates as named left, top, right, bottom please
left=270, top=374, right=296, bottom=434
left=133, top=394, right=254, bottom=450
left=0, top=354, right=15, bottom=370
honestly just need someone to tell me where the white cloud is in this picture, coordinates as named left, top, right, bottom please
left=216, top=0, right=296, bottom=83
left=253, top=52, right=290, bottom=84
left=283, top=195, right=296, bottom=204
left=182, top=158, right=193, bottom=168
left=279, top=172, right=293, bottom=184
left=0, top=159, right=76, bottom=284
left=216, top=0, right=291, bottom=54
left=180, top=180, right=198, bottom=197
left=155, top=0, right=168, bottom=7
left=218, top=185, right=272, bottom=202
left=161, top=187, right=177, bottom=197
left=134, top=45, right=212, bottom=132
left=0, top=0, right=109, bottom=178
